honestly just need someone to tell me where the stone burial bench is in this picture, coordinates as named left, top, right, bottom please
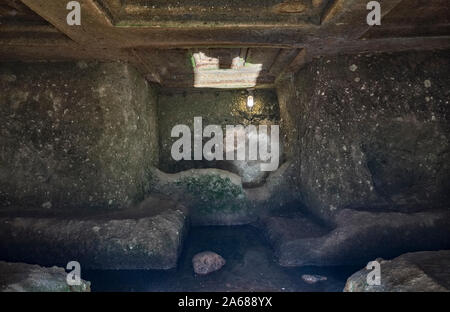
left=261, top=208, right=450, bottom=267
left=0, top=197, right=189, bottom=270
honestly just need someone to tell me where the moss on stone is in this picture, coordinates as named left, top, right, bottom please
left=175, top=174, right=247, bottom=214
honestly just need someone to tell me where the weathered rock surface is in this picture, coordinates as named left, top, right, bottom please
left=262, top=208, right=450, bottom=267
left=0, top=61, right=159, bottom=211
left=344, top=250, right=450, bottom=292
left=0, top=199, right=188, bottom=270
left=0, top=261, right=90, bottom=292
left=277, top=50, right=450, bottom=221
left=192, top=251, right=226, bottom=275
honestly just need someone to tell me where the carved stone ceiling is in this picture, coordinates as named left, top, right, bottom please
left=0, top=0, right=449, bottom=89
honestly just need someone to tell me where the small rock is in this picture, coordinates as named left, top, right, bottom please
left=41, top=201, right=52, bottom=209
left=349, top=64, right=358, bottom=72
left=424, top=79, right=431, bottom=88
left=192, top=251, right=226, bottom=275
left=301, top=274, right=327, bottom=284
left=92, top=226, right=101, bottom=232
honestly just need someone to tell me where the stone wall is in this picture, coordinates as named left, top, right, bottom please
left=158, top=89, right=280, bottom=186
left=0, top=61, right=159, bottom=210
left=277, top=50, right=450, bottom=221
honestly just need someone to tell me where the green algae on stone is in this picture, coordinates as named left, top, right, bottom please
left=175, top=174, right=247, bottom=214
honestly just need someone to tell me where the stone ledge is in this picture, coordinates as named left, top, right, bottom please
left=262, top=208, right=450, bottom=266
left=0, top=203, right=188, bottom=270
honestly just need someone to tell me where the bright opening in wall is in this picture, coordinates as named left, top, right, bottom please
left=192, top=51, right=262, bottom=89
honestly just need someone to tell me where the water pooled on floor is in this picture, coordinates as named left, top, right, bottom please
left=84, top=225, right=358, bottom=292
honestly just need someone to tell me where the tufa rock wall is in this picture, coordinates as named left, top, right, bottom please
left=158, top=89, right=281, bottom=186
left=277, top=50, right=450, bottom=221
left=0, top=61, right=159, bottom=211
